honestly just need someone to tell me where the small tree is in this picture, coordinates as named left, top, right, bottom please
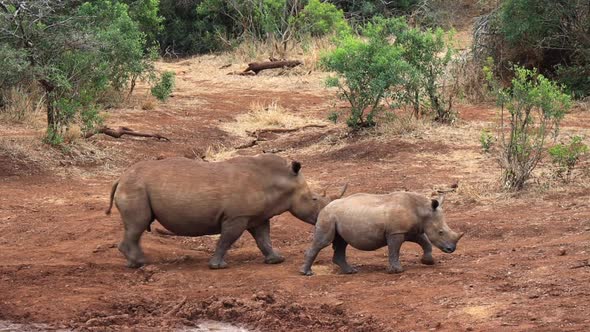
left=486, top=64, right=572, bottom=190
left=0, top=0, right=154, bottom=144
left=321, top=19, right=410, bottom=129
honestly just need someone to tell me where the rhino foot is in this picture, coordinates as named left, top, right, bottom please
left=340, top=266, right=358, bottom=274
left=299, top=268, right=314, bottom=276
left=264, top=254, right=285, bottom=264
left=420, top=255, right=435, bottom=265
left=209, top=260, right=228, bottom=269
left=387, top=266, right=404, bottom=274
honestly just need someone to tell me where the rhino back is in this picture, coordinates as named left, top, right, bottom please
left=326, top=193, right=425, bottom=250
left=119, top=156, right=294, bottom=235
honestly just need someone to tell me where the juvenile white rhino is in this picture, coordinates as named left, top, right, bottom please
left=300, top=192, right=463, bottom=275
left=106, top=155, right=346, bottom=269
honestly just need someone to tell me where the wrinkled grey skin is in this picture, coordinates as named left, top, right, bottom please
left=106, top=155, right=347, bottom=269
left=300, top=192, right=464, bottom=276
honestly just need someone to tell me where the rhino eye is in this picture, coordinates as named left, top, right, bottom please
left=438, top=230, right=444, bottom=236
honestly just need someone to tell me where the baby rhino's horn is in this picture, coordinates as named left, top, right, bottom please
left=456, top=232, right=465, bottom=241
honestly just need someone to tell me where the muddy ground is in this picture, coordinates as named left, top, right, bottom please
left=1, top=56, right=590, bottom=331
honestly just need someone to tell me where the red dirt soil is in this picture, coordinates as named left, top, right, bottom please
left=1, top=60, right=590, bottom=331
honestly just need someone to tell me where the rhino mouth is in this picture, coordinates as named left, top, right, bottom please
left=441, top=245, right=456, bottom=253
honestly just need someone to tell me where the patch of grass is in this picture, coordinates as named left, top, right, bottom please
left=203, top=144, right=236, bottom=162
left=141, top=96, right=157, bottom=110
left=0, top=85, right=44, bottom=124
left=222, top=101, right=326, bottom=137
left=374, top=112, right=430, bottom=137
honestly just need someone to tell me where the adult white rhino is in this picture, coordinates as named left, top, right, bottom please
left=106, top=154, right=346, bottom=269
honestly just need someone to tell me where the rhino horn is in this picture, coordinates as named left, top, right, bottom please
left=335, top=183, right=348, bottom=199
left=456, top=232, right=465, bottom=241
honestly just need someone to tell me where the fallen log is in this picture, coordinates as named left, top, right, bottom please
left=243, top=60, right=303, bottom=74
left=85, top=126, right=170, bottom=141
left=247, top=124, right=327, bottom=137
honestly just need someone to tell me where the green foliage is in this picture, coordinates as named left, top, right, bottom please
left=320, top=18, right=410, bottom=129
left=490, top=0, right=590, bottom=97
left=321, top=16, right=456, bottom=130
left=123, top=0, right=163, bottom=48
left=297, top=0, right=349, bottom=36
left=151, top=71, right=175, bottom=101
left=390, top=17, right=456, bottom=123
left=328, top=0, right=418, bottom=24
left=486, top=64, right=572, bottom=190
left=479, top=129, right=494, bottom=153
left=548, top=136, right=588, bottom=183
left=328, top=111, right=339, bottom=123
left=0, top=0, right=154, bottom=145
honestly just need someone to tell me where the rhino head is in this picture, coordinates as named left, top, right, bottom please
left=288, top=161, right=347, bottom=225
left=423, top=195, right=464, bottom=253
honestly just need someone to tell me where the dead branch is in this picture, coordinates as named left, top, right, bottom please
left=247, top=124, right=327, bottom=137
left=242, top=60, right=302, bottom=75
left=165, top=297, right=187, bottom=317
left=85, top=126, right=170, bottom=141
left=235, top=139, right=258, bottom=149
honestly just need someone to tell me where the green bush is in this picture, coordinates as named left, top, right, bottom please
left=485, top=64, right=572, bottom=190
left=391, top=18, right=456, bottom=123
left=485, top=0, right=590, bottom=97
left=151, top=71, right=175, bottom=101
left=548, top=136, right=588, bottom=183
left=479, top=129, right=494, bottom=153
left=297, top=0, right=349, bottom=36
left=321, top=18, right=410, bottom=129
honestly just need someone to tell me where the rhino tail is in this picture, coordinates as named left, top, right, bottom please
left=105, top=179, right=119, bottom=215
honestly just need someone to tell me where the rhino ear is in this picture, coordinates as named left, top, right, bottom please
left=291, top=161, right=301, bottom=175
left=431, top=199, right=439, bottom=210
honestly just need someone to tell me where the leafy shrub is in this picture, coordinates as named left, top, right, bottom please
left=321, top=19, right=410, bottom=129
left=390, top=18, right=456, bottom=123
left=479, top=129, right=494, bottom=153
left=485, top=64, right=572, bottom=190
left=548, top=136, right=588, bottom=182
left=151, top=71, right=176, bottom=101
left=321, top=17, right=457, bottom=130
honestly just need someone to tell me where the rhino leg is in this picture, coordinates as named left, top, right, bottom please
left=300, top=218, right=336, bottom=276
left=332, top=233, right=357, bottom=274
left=407, top=233, right=435, bottom=265
left=117, top=194, right=152, bottom=268
left=386, top=233, right=405, bottom=274
left=209, top=218, right=248, bottom=269
left=247, top=220, right=285, bottom=264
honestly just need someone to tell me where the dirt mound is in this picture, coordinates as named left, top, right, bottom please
left=0, top=143, right=42, bottom=177
left=67, top=293, right=387, bottom=331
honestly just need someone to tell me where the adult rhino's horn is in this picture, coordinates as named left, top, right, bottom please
left=291, top=161, right=302, bottom=175
left=457, top=232, right=465, bottom=242
left=330, top=183, right=348, bottom=200
left=338, top=183, right=348, bottom=198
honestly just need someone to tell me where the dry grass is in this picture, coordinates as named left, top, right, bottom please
left=222, top=101, right=327, bottom=138
left=0, top=85, right=45, bottom=125
left=203, top=144, right=236, bottom=162
left=141, top=96, right=158, bottom=111
left=374, top=112, right=432, bottom=138
left=63, top=124, right=82, bottom=144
